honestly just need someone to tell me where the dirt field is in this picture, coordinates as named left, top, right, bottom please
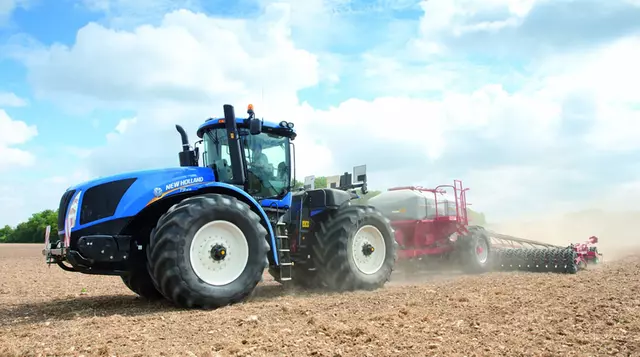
left=1, top=244, right=639, bottom=357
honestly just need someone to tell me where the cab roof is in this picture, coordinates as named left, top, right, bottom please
left=196, top=117, right=296, bottom=139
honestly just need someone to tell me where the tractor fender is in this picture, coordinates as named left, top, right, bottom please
left=147, top=181, right=279, bottom=265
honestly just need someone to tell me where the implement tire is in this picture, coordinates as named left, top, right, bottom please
left=310, top=205, right=397, bottom=291
left=460, top=226, right=493, bottom=274
left=146, top=193, right=269, bottom=309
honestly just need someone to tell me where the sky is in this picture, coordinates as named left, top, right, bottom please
left=1, top=0, right=640, bottom=227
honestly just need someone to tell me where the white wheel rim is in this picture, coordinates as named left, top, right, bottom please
left=350, top=225, right=387, bottom=275
left=189, top=220, right=249, bottom=286
left=475, top=238, right=488, bottom=264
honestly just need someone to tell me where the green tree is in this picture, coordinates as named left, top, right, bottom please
left=0, top=225, right=13, bottom=242
left=292, top=179, right=303, bottom=190
left=467, top=208, right=487, bottom=225
left=314, top=176, right=327, bottom=189
left=1, top=209, right=58, bottom=243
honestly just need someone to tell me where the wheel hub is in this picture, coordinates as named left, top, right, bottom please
left=210, top=244, right=227, bottom=261
left=362, top=243, right=375, bottom=256
left=475, top=239, right=488, bottom=264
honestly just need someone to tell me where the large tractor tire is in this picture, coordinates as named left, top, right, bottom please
left=459, top=226, right=493, bottom=274
left=121, top=263, right=164, bottom=300
left=146, top=193, right=269, bottom=309
left=310, top=205, right=397, bottom=291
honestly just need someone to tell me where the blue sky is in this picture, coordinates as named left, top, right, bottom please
left=1, top=0, right=640, bottom=227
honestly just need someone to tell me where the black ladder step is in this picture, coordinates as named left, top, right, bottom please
left=275, top=225, right=292, bottom=281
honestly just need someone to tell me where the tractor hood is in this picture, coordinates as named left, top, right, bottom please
left=67, top=167, right=215, bottom=192
left=59, top=167, right=217, bottom=231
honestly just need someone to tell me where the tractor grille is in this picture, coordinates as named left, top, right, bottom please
left=79, top=178, right=137, bottom=225
left=57, top=189, right=77, bottom=229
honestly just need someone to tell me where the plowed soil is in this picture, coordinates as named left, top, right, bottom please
left=1, top=244, right=639, bottom=357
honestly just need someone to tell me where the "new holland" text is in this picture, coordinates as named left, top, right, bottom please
left=165, top=177, right=204, bottom=191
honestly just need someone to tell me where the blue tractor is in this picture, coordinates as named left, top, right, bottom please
left=43, top=104, right=397, bottom=309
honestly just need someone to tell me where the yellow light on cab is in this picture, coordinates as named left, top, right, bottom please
left=248, top=104, right=254, bottom=111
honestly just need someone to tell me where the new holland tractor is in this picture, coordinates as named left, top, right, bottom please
left=43, top=104, right=397, bottom=309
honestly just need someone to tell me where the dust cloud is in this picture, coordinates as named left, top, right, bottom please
left=388, top=208, right=640, bottom=285
left=487, top=209, right=640, bottom=261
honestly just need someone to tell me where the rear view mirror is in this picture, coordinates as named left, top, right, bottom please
left=249, top=118, right=262, bottom=135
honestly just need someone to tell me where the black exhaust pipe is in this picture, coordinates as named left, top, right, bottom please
left=175, top=125, right=190, bottom=152
left=223, top=105, right=246, bottom=185
left=176, top=124, right=196, bottom=167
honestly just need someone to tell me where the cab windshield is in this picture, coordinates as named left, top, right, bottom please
left=202, top=128, right=291, bottom=199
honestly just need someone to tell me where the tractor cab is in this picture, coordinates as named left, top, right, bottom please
left=175, top=104, right=296, bottom=211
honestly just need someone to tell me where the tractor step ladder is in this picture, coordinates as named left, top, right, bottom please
left=276, top=222, right=292, bottom=281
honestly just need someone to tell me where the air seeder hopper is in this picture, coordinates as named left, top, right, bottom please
left=366, top=181, right=583, bottom=274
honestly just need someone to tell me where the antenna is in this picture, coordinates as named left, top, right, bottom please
left=261, top=87, right=265, bottom=118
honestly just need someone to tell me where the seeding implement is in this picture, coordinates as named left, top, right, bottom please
left=571, top=235, right=603, bottom=270
left=366, top=181, right=588, bottom=274
left=43, top=104, right=396, bottom=309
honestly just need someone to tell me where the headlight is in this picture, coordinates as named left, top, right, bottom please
left=64, top=191, right=82, bottom=248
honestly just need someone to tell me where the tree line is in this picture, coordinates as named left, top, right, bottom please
left=1, top=177, right=486, bottom=243
left=1, top=209, right=58, bottom=243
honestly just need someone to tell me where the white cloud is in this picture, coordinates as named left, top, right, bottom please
left=0, top=169, right=91, bottom=227
left=78, top=0, right=202, bottom=28
left=9, top=0, right=640, bottom=225
left=297, top=83, right=562, bottom=174
left=12, top=4, right=319, bottom=179
left=411, top=0, right=540, bottom=54
left=536, top=35, right=640, bottom=151
left=0, top=92, right=27, bottom=106
left=0, top=0, right=30, bottom=24
left=0, top=109, right=37, bottom=171
left=21, top=6, right=318, bottom=112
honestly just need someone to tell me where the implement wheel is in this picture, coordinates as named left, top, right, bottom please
left=460, top=226, right=493, bottom=274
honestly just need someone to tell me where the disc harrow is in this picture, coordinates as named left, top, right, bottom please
left=492, top=247, right=578, bottom=274
left=486, top=230, right=580, bottom=274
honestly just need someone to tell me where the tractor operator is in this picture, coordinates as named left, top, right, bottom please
left=251, top=141, right=269, bottom=170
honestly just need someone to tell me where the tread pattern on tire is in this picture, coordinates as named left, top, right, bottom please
left=120, top=265, right=164, bottom=300
left=145, top=193, right=270, bottom=309
left=310, top=205, right=398, bottom=291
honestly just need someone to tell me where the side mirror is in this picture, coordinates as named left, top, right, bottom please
left=249, top=118, right=262, bottom=135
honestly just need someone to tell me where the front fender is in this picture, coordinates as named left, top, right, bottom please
left=158, top=181, right=279, bottom=265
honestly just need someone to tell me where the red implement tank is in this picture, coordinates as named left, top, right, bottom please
left=367, top=180, right=469, bottom=260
